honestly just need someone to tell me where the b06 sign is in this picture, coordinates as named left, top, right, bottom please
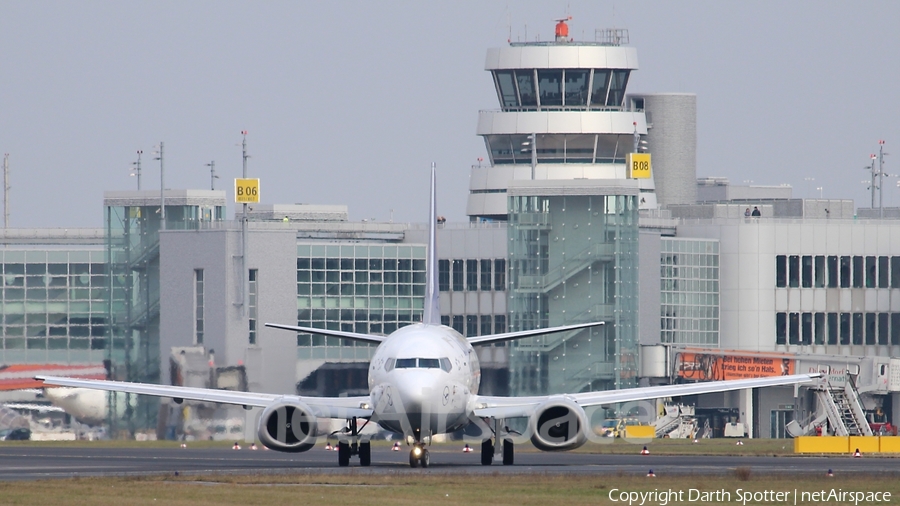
left=235, top=178, right=260, bottom=203
left=626, top=153, right=651, bottom=179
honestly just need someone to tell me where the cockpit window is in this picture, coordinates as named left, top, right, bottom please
left=418, top=358, right=440, bottom=369
left=390, top=357, right=452, bottom=371
left=395, top=358, right=417, bottom=368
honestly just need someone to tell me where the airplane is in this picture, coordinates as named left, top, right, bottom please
left=38, top=164, right=823, bottom=468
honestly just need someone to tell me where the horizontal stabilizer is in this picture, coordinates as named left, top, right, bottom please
left=265, top=323, right=386, bottom=344
left=467, top=321, right=605, bottom=345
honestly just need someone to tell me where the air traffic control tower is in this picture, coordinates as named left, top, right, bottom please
left=467, top=21, right=655, bottom=221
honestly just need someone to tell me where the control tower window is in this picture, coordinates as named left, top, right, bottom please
left=565, top=135, right=595, bottom=163
left=537, top=70, right=562, bottom=107
left=516, top=70, right=537, bottom=107
left=607, top=70, right=630, bottom=107
left=537, top=134, right=565, bottom=163
left=485, top=135, right=515, bottom=164
left=589, top=70, right=610, bottom=107
left=564, top=70, right=589, bottom=106
left=596, top=135, right=624, bottom=164
left=494, top=70, right=519, bottom=108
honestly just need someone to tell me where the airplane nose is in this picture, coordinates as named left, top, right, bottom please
left=394, top=370, right=439, bottom=415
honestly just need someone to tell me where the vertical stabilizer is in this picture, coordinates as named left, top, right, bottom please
left=423, top=163, right=441, bottom=325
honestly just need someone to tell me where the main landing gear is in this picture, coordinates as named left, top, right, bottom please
left=336, top=416, right=371, bottom=467
left=408, top=443, right=430, bottom=468
left=481, top=419, right=515, bottom=466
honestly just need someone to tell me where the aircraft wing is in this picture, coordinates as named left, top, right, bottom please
left=265, top=323, right=385, bottom=344
left=466, top=321, right=605, bottom=345
left=36, top=376, right=373, bottom=419
left=472, top=373, right=823, bottom=419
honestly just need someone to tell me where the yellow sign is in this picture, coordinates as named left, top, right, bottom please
left=627, top=153, right=652, bottom=179
left=235, top=178, right=260, bottom=203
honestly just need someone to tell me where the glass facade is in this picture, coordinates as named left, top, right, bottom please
left=105, top=194, right=224, bottom=431
left=660, top=238, right=720, bottom=346
left=485, top=133, right=634, bottom=165
left=493, top=69, right=631, bottom=110
left=507, top=193, right=639, bottom=396
left=295, top=243, right=426, bottom=361
left=0, top=248, right=108, bottom=364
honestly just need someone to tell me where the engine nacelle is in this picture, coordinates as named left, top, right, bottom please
left=529, top=398, right=588, bottom=452
left=257, top=401, right=318, bottom=453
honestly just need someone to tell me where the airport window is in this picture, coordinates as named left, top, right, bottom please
left=866, top=313, right=877, bottom=345
left=852, top=256, right=864, bottom=288
left=879, top=256, right=890, bottom=288
left=801, top=256, right=813, bottom=288
left=866, top=256, right=876, bottom=288
left=537, top=70, right=563, bottom=107
left=466, top=259, right=478, bottom=291
left=840, top=313, right=851, bottom=345
left=814, top=256, right=825, bottom=287
left=248, top=269, right=258, bottom=345
left=452, top=260, right=463, bottom=291
left=788, top=256, right=800, bottom=288
left=452, top=315, right=464, bottom=335
left=892, top=314, right=900, bottom=345
left=563, top=70, right=589, bottom=106
left=852, top=313, right=863, bottom=345
left=194, top=269, right=204, bottom=345
left=480, top=315, right=492, bottom=336
left=494, top=259, right=506, bottom=291
left=607, top=70, right=630, bottom=107
left=775, top=255, right=786, bottom=287
left=494, top=70, right=518, bottom=108
left=440, top=315, right=449, bottom=327
left=776, top=313, right=786, bottom=345
left=466, top=315, right=477, bottom=337
left=879, top=313, right=889, bottom=345
left=827, top=313, right=838, bottom=345
left=827, top=256, right=838, bottom=288
left=840, top=256, right=851, bottom=288
left=788, top=313, right=800, bottom=345
left=801, top=313, right=812, bottom=345
left=494, top=314, right=506, bottom=334
left=515, top=70, right=537, bottom=107
left=438, top=259, right=450, bottom=292
left=892, top=257, right=900, bottom=288
left=589, top=70, right=610, bottom=107
left=814, top=313, right=825, bottom=345
left=480, top=259, right=492, bottom=291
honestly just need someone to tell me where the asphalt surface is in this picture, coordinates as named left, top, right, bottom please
left=0, top=444, right=895, bottom=481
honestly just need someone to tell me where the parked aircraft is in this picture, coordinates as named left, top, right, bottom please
left=38, top=164, right=821, bottom=467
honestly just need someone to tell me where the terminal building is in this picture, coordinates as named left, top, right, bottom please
left=3, top=20, right=899, bottom=440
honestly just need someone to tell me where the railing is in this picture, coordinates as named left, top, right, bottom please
left=516, top=243, right=615, bottom=292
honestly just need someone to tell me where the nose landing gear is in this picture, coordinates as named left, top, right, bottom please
left=409, top=444, right=430, bottom=468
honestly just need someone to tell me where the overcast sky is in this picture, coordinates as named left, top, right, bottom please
left=2, top=1, right=898, bottom=229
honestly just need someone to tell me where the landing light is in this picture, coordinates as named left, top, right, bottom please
left=413, top=447, right=422, bottom=457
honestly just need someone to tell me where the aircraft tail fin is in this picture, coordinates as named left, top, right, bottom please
left=423, top=163, right=441, bottom=325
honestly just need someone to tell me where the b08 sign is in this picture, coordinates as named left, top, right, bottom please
left=626, top=153, right=651, bottom=179
left=235, top=178, right=260, bottom=203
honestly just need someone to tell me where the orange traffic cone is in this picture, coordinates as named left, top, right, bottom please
left=826, top=469, right=834, bottom=477
left=462, top=444, right=473, bottom=453
left=853, top=448, right=862, bottom=458
left=392, top=442, right=401, bottom=451
left=647, top=469, right=656, bottom=477
left=640, top=446, right=650, bottom=455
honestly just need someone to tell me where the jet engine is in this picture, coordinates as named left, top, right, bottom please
left=257, top=401, right=318, bottom=452
left=529, top=398, right=588, bottom=451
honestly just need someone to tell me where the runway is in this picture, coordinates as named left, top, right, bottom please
left=0, top=444, right=896, bottom=481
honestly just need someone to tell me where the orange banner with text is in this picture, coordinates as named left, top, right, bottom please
left=675, top=350, right=795, bottom=381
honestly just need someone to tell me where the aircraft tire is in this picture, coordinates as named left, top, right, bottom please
left=502, top=438, right=514, bottom=465
left=421, top=449, right=430, bottom=468
left=409, top=449, right=418, bottom=468
left=480, top=439, right=493, bottom=466
left=338, top=441, right=350, bottom=467
left=359, top=441, right=371, bottom=466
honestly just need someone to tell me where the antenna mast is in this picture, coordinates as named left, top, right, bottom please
left=2, top=153, right=8, bottom=228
